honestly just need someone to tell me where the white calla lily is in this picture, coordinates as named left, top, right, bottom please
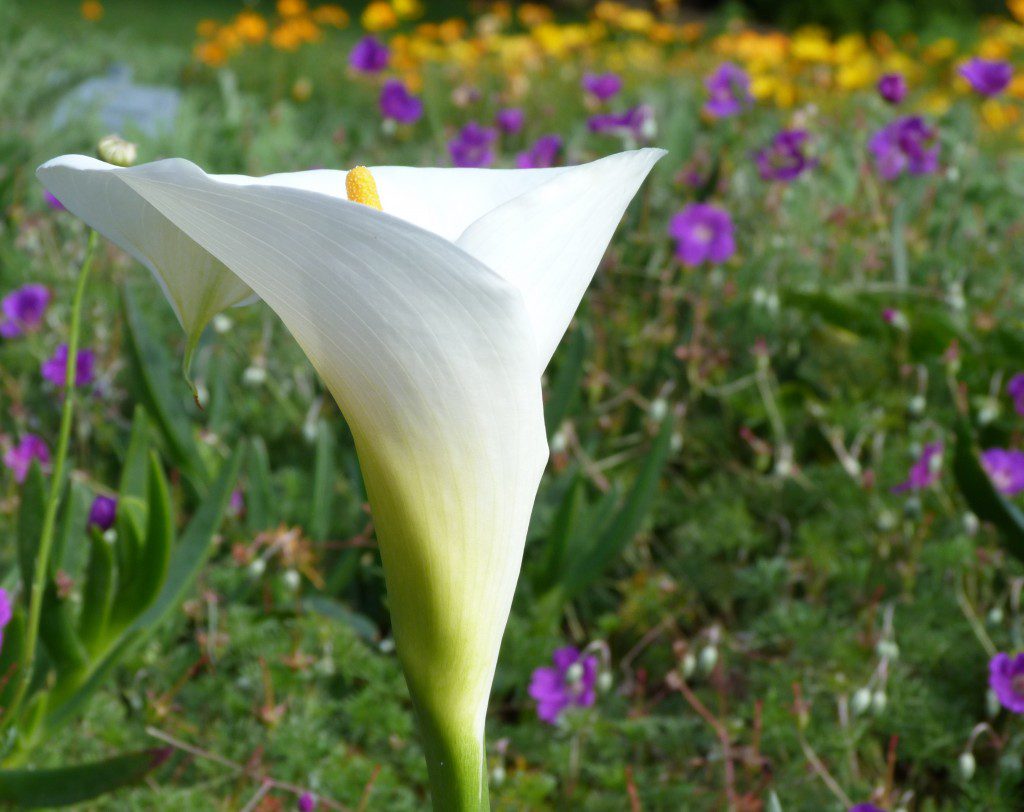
left=37, top=147, right=664, bottom=809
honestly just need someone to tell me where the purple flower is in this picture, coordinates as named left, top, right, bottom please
left=0, top=588, right=11, bottom=653
left=1, top=284, right=50, bottom=339
left=990, top=652, right=1024, bottom=713
left=1007, top=373, right=1024, bottom=416
left=891, top=441, right=942, bottom=493
left=587, top=104, right=654, bottom=142
left=528, top=646, right=598, bottom=725
left=981, top=448, right=1024, bottom=496
left=703, top=62, right=752, bottom=118
left=3, top=434, right=50, bottom=483
left=959, top=58, right=1013, bottom=97
left=582, top=71, right=622, bottom=102
left=379, top=79, right=423, bottom=125
left=868, top=116, right=939, bottom=181
left=877, top=72, right=907, bottom=105
left=349, top=35, right=389, bottom=73
left=755, top=129, right=816, bottom=182
left=88, top=495, right=117, bottom=531
left=41, top=344, right=95, bottom=388
left=44, top=190, right=65, bottom=211
left=849, top=806, right=887, bottom=812
left=668, top=204, right=736, bottom=267
left=448, top=122, right=497, bottom=168
left=298, top=792, right=317, bottom=812
left=516, top=134, right=562, bottom=169
left=495, top=107, right=525, bottom=135
left=230, top=488, right=245, bottom=517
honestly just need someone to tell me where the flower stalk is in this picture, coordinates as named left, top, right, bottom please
left=4, top=230, right=98, bottom=731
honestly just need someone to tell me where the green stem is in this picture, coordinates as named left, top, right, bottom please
left=413, top=698, right=489, bottom=812
left=4, top=230, right=98, bottom=732
left=892, top=195, right=908, bottom=290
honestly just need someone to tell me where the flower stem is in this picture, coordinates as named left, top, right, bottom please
left=4, top=230, right=98, bottom=733
left=413, top=699, right=489, bottom=812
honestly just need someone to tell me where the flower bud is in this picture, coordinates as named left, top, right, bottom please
left=283, top=569, right=301, bottom=590
left=698, top=644, right=718, bottom=674
left=565, top=662, right=584, bottom=685
left=907, top=395, right=926, bottom=417
left=212, top=314, right=233, bottom=334
left=976, top=397, right=1000, bottom=426
left=649, top=398, right=668, bottom=423
left=102, top=528, right=117, bottom=544
left=871, top=689, right=887, bottom=715
left=681, top=651, right=696, bottom=678
left=959, top=751, right=976, bottom=782
left=987, top=607, right=1004, bottom=626
left=963, top=511, right=980, bottom=537
left=243, top=365, right=268, bottom=386
left=987, top=688, right=1001, bottom=718
left=851, top=687, right=871, bottom=715
left=597, top=671, right=613, bottom=693
left=490, top=765, right=506, bottom=786
left=249, top=558, right=267, bottom=577
left=876, top=640, right=899, bottom=661
left=97, top=134, right=138, bottom=167
left=875, top=509, right=897, bottom=531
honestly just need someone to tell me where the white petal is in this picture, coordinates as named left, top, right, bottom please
left=48, top=156, right=549, bottom=743
left=237, top=165, right=573, bottom=243
left=455, top=148, right=666, bottom=367
left=37, top=155, right=253, bottom=345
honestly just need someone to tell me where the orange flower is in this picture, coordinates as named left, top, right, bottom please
left=81, top=0, right=103, bottom=21
left=392, top=0, right=423, bottom=20
left=196, top=19, right=219, bottom=38
left=277, top=0, right=308, bottom=17
left=194, top=41, right=227, bottom=67
left=312, top=4, right=349, bottom=27
left=234, top=11, right=268, bottom=45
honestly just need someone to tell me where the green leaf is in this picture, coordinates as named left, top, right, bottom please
left=310, top=421, right=335, bottom=540
left=562, top=415, right=674, bottom=598
left=42, top=444, right=245, bottom=735
left=16, top=463, right=47, bottom=590
left=78, top=530, right=115, bottom=655
left=534, top=474, right=585, bottom=594
left=245, top=437, right=274, bottom=533
left=118, top=406, right=151, bottom=501
left=52, top=482, right=88, bottom=578
left=38, top=581, right=87, bottom=676
left=544, top=327, right=587, bottom=438
left=120, top=285, right=207, bottom=489
left=953, top=419, right=1024, bottom=563
left=0, top=748, right=171, bottom=807
left=126, top=453, right=175, bottom=618
left=0, top=610, right=26, bottom=712
left=303, top=595, right=378, bottom=642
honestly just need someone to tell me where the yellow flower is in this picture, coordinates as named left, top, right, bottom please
left=750, top=73, right=776, bottom=101
left=1009, top=73, right=1024, bottom=99
left=234, top=11, right=268, bottom=45
left=617, top=9, right=655, bottom=34
left=277, top=0, right=307, bottom=18
left=392, top=0, right=423, bottom=19
left=312, top=4, right=349, bottom=27
left=921, top=91, right=952, bottom=115
left=362, top=1, right=398, bottom=31
left=981, top=98, right=1019, bottom=130
left=774, top=81, right=797, bottom=108
left=836, top=54, right=876, bottom=91
left=791, top=27, right=832, bottom=63
left=679, top=22, right=703, bottom=44
left=921, top=37, right=957, bottom=64
left=979, top=35, right=1012, bottom=60
left=1011, top=0, right=1024, bottom=24
left=81, top=0, right=103, bottom=21
left=438, top=18, right=467, bottom=44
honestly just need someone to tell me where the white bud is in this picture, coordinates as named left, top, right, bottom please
left=752, top=287, right=767, bottom=305
left=490, top=765, right=506, bottom=786
left=283, top=569, right=301, bottom=590
left=302, top=421, right=318, bottom=443
left=876, top=640, right=899, bottom=661
left=698, top=645, right=718, bottom=674
left=959, top=751, right=976, bottom=781
left=987, top=688, right=1001, bottom=718
left=550, top=431, right=567, bottom=454
left=565, top=662, right=584, bottom=684
left=682, top=652, right=697, bottom=678
left=248, top=558, right=266, bottom=577
left=766, top=292, right=780, bottom=313
left=649, top=398, right=668, bottom=423
left=907, top=395, right=926, bottom=417
left=194, top=383, right=209, bottom=409
left=97, top=134, right=138, bottom=167
left=102, top=528, right=118, bottom=545
left=871, top=689, right=887, bottom=715
left=212, top=314, right=233, bottom=334
left=947, top=281, right=965, bottom=311
left=987, top=607, right=1004, bottom=625
left=876, top=510, right=897, bottom=531
left=977, top=398, right=1000, bottom=426
left=243, top=365, right=267, bottom=386
left=851, top=687, right=872, bottom=715
left=963, top=512, right=980, bottom=537
left=379, top=637, right=396, bottom=654
left=597, top=671, right=613, bottom=693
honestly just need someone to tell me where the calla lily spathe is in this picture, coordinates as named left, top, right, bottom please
left=37, top=147, right=664, bottom=808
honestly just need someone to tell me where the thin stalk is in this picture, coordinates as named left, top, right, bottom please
left=4, top=230, right=99, bottom=732
left=892, top=196, right=908, bottom=290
